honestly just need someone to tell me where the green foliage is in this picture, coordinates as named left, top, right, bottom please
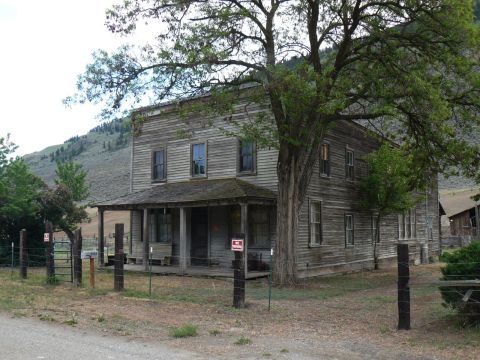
left=234, top=336, right=252, bottom=345
left=0, top=136, right=47, bottom=264
left=169, top=324, right=198, bottom=338
left=360, top=144, right=419, bottom=217
left=440, top=241, right=480, bottom=325
left=68, top=0, right=480, bottom=284
left=55, top=161, right=89, bottom=202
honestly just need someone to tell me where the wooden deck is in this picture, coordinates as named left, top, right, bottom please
left=121, top=264, right=269, bottom=279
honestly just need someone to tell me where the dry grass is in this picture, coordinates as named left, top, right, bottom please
left=0, top=263, right=479, bottom=359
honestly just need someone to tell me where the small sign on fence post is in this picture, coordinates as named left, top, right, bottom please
left=232, top=234, right=245, bottom=309
left=44, top=233, right=50, bottom=243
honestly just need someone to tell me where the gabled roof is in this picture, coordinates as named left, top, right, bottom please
left=440, top=188, right=480, bottom=218
left=95, top=178, right=276, bottom=209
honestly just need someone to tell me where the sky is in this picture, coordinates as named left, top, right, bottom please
left=0, top=0, right=132, bottom=156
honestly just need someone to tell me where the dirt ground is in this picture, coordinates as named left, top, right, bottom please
left=0, top=263, right=478, bottom=359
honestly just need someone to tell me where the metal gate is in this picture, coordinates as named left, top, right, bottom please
left=53, top=240, right=73, bottom=283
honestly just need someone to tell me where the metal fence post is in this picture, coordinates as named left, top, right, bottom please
left=397, top=244, right=411, bottom=330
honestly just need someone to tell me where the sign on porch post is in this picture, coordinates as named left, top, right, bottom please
left=232, top=234, right=245, bottom=309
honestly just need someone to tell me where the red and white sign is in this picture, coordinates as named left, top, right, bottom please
left=231, top=239, right=244, bottom=252
left=43, top=233, right=50, bottom=242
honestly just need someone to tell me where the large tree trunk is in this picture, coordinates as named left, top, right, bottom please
left=273, top=154, right=301, bottom=286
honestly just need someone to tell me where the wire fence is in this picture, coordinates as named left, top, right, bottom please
left=2, top=239, right=480, bottom=328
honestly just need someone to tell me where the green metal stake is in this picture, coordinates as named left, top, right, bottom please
left=149, top=246, right=153, bottom=296
left=268, top=248, right=273, bottom=311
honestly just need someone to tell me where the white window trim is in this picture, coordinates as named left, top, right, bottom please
left=345, top=214, right=354, bottom=247
left=309, top=199, right=323, bottom=247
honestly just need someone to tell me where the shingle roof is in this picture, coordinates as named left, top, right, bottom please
left=440, top=188, right=480, bottom=218
left=95, top=178, right=276, bottom=209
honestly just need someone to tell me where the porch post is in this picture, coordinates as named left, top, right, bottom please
left=143, top=208, right=150, bottom=271
left=179, top=207, right=188, bottom=271
left=97, top=209, right=104, bottom=267
left=240, top=203, right=249, bottom=278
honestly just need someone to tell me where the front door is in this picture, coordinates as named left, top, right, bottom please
left=191, top=207, right=209, bottom=266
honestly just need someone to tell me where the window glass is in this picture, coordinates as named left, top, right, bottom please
left=310, top=201, right=322, bottom=245
left=192, top=143, right=206, bottom=176
left=149, top=209, right=172, bottom=243
left=320, top=143, right=330, bottom=176
left=239, top=140, right=254, bottom=172
left=345, top=150, right=354, bottom=180
left=152, top=149, right=165, bottom=180
left=345, top=214, right=354, bottom=246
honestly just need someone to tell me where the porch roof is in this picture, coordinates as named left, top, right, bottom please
left=95, top=178, right=276, bottom=210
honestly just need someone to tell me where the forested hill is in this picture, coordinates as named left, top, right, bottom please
left=24, top=119, right=132, bottom=203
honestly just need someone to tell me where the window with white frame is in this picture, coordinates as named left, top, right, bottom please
left=345, top=214, right=354, bottom=246
left=398, top=209, right=416, bottom=239
left=309, top=201, right=323, bottom=246
left=345, top=149, right=354, bottom=180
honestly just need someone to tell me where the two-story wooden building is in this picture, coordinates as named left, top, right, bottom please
left=96, top=95, right=441, bottom=278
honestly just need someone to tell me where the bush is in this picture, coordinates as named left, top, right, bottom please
left=169, top=324, right=198, bottom=338
left=440, top=241, right=480, bottom=325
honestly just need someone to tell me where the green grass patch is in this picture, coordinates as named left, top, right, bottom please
left=235, top=336, right=252, bottom=345
left=169, top=324, right=198, bottom=338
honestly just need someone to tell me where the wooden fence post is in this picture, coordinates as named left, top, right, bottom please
left=397, top=243, right=411, bottom=330
left=114, top=223, right=124, bottom=291
left=73, top=229, right=82, bottom=287
left=45, top=221, right=55, bottom=283
left=233, top=234, right=245, bottom=308
left=19, top=229, right=27, bottom=279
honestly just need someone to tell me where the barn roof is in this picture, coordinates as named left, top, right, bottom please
left=440, top=188, right=480, bottom=218
left=95, top=178, right=276, bottom=209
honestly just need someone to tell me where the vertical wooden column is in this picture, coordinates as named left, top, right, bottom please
left=233, top=242, right=246, bottom=309
left=73, top=229, right=82, bottom=287
left=114, top=223, right=124, bottom=291
left=179, top=207, right=188, bottom=271
left=143, top=208, right=150, bottom=271
left=19, top=229, right=27, bottom=279
left=97, top=209, right=104, bottom=267
left=240, top=203, right=249, bottom=278
left=397, top=244, right=411, bottom=330
left=45, top=221, right=55, bottom=283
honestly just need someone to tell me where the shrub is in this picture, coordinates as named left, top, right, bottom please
left=440, top=241, right=480, bottom=325
left=169, top=324, right=198, bottom=338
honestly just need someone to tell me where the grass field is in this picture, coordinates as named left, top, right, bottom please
left=0, top=263, right=479, bottom=359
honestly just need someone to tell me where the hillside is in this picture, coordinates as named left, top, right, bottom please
left=24, top=119, right=131, bottom=203
left=23, top=117, right=477, bottom=205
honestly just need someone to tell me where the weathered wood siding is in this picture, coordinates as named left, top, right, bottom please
left=296, top=121, right=441, bottom=277
left=128, top=96, right=441, bottom=275
left=131, top=100, right=278, bottom=193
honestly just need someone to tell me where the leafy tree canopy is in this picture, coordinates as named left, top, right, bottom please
left=67, top=0, right=480, bottom=284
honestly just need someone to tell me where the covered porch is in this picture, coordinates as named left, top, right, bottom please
left=95, top=178, right=276, bottom=278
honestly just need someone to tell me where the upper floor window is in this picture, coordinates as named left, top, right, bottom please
left=345, top=149, right=354, bottom=180
left=320, top=143, right=330, bottom=177
left=345, top=214, right=354, bottom=246
left=192, top=143, right=206, bottom=177
left=310, top=200, right=323, bottom=246
left=152, top=149, right=166, bottom=181
left=239, top=140, right=255, bottom=173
